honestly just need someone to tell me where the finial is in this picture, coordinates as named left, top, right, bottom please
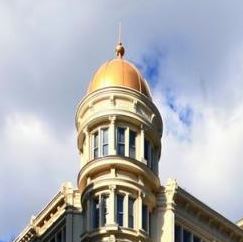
left=115, top=22, right=125, bottom=58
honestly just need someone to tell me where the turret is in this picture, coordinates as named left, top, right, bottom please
left=75, top=42, right=163, bottom=241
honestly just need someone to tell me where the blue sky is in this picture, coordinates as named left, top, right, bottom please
left=1, top=0, right=243, bottom=240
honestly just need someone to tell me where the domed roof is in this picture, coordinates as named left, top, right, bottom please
left=87, top=43, right=151, bottom=98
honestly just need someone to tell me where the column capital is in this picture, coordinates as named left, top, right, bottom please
left=109, top=184, right=116, bottom=191
left=109, top=115, right=116, bottom=124
left=84, top=126, right=90, bottom=134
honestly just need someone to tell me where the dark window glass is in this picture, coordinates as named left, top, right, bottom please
left=193, top=235, right=201, bottom=242
left=63, top=226, right=66, bottom=242
left=101, top=195, right=108, bottom=226
left=183, top=229, right=191, bottom=242
left=102, top=128, right=109, bottom=156
left=93, top=132, right=99, bottom=158
left=129, top=130, right=136, bottom=158
left=117, top=194, right=124, bottom=226
left=93, top=197, right=99, bottom=228
left=151, top=147, right=155, bottom=171
left=149, top=211, right=152, bottom=236
left=57, top=231, right=62, bottom=242
left=175, top=224, right=181, bottom=242
left=117, top=127, right=125, bottom=156
left=144, top=139, right=152, bottom=167
left=142, top=204, right=148, bottom=231
left=128, top=197, right=135, bottom=228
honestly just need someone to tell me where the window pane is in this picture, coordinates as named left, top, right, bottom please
left=103, top=144, right=108, bottom=156
left=151, top=147, right=155, bottom=171
left=144, top=139, right=149, bottom=160
left=93, top=197, right=99, bottom=228
left=128, top=197, right=135, bottom=228
left=117, top=194, right=124, bottom=226
left=101, top=195, right=108, bottom=226
left=118, top=144, right=125, bottom=156
left=117, top=128, right=125, bottom=156
left=149, top=211, right=152, bottom=236
left=129, top=130, right=136, bottom=159
left=175, top=224, right=181, bottom=242
left=94, top=132, right=98, bottom=147
left=94, top=148, right=98, bottom=158
left=117, top=127, right=125, bottom=143
left=63, top=226, right=66, bottom=242
left=193, top=235, right=201, bottom=242
left=183, top=229, right=191, bottom=242
left=144, top=139, right=153, bottom=167
left=102, top=128, right=108, bottom=143
left=101, top=128, right=109, bottom=156
left=93, top=132, right=99, bottom=158
left=57, top=231, right=62, bottom=242
left=142, top=204, right=148, bottom=231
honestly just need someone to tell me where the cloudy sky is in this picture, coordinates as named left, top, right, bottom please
left=1, top=0, right=243, bottom=240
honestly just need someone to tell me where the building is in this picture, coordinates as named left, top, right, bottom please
left=14, top=42, right=243, bottom=242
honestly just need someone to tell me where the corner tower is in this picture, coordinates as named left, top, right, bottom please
left=76, top=42, right=163, bottom=242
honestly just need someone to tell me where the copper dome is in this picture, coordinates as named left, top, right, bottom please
left=87, top=43, right=151, bottom=98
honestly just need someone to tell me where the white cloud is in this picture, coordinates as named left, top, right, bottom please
left=155, top=91, right=243, bottom=220
left=0, top=113, right=79, bottom=237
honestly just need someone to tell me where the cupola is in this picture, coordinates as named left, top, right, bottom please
left=87, top=42, right=151, bottom=98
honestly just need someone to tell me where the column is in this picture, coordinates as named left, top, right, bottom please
left=84, top=127, right=90, bottom=162
left=137, top=191, right=143, bottom=230
left=124, top=194, right=129, bottom=227
left=87, top=195, right=92, bottom=231
left=140, top=125, right=145, bottom=163
left=125, top=127, right=129, bottom=157
left=108, top=184, right=116, bottom=225
left=109, top=116, right=116, bottom=155
left=65, top=210, right=73, bottom=242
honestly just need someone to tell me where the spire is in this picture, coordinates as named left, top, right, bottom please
left=115, top=22, right=125, bottom=58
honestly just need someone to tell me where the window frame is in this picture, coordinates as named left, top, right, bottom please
left=128, top=196, right=135, bottom=228
left=101, top=128, right=109, bottom=156
left=116, top=193, right=125, bottom=226
left=117, top=127, right=126, bottom=156
left=129, top=129, right=136, bottom=159
left=142, top=203, right=149, bottom=232
left=144, top=137, right=157, bottom=171
left=93, top=131, right=99, bottom=159
left=91, top=126, right=109, bottom=159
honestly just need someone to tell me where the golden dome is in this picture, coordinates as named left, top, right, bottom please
left=87, top=43, right=151, bottom=98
